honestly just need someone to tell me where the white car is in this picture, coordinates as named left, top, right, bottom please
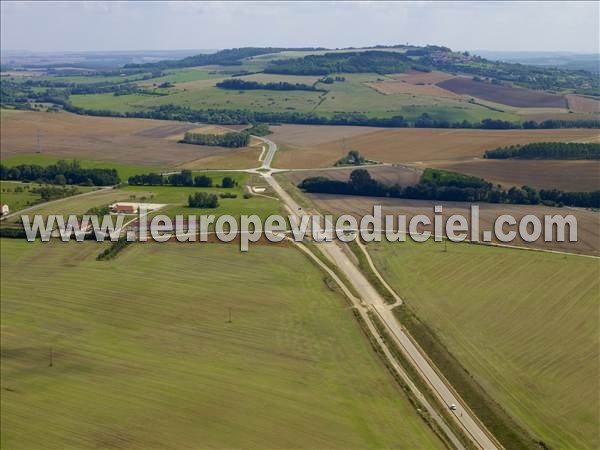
left=449, top=404, right=457, bottom=411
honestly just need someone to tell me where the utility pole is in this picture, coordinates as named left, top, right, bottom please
left=444, top=240, right=447, bottom=252
left=227, top=307, right=232, bottom=323
left=36, top=129, right=42, bottom=154
left=49, top=347, right=53, bottom=367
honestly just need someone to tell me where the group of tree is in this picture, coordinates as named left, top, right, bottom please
left=60, top=102, right=600, bottom=130
left=484, top=142, right=600, bottom=160
left=188, top=192, right=219, bottom=208
left=181, top=130, right=250, bottom=148
left=299, top=168, right=600, bottom=208
left=128, top=170, right=236, bottom=188
left=335, top=150, right=367, bottom=166
left=216, top=78, right=322, bottom=92
left=0, top=160, right=120, bottom=186
left=30, top=185, right=80, bottom=201
left=265, top=51, right=424, bottom=75
left=320, top=76, right=345, bottom=84
left=124, top=47, right=326, bottom=70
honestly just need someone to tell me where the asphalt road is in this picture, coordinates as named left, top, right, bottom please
left=260, top=139, right=500, bottom=450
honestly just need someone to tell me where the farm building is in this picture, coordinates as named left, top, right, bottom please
left=0, top=203, right=9, bottom=216
left=111, top=203, right=138, bottom=214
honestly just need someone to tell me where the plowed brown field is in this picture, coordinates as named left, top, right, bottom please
left=308, top=193, right=600, bottom=256
left=428, top=159, right=600, bottom=191
left=0, top=110, right=254, bottom=168
left=272, top=127, right=600, bottom=168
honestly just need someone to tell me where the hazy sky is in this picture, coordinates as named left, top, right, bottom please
left=1, top=1, right=599, bottom=53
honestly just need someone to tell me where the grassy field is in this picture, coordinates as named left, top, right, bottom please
left=124, top=172, right=282, bottom=223
left=367, top=239, right=599, bottom=449
left=0, top=239, right=443, bottom=449
left=0, top=181, right=98, bottom=214
left=67, top=71, right=519, bottom=123
left=1, top=188, right=143, bottom=225
left=1, top=171, right=281, bottom=230
left=1, top=181, right=47, bottom=212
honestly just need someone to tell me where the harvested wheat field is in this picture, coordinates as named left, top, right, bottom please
left=428, top=159, right=600, bottom=191
left=178, top=146, right=262, bottom=170
left=0, top=110, right=254, bottom=168
left=308, top=193, right=600, bottom=256
left=268, top=124, right=382, bottom=147
left=366, top=81, right=459, bottom=98
left=438, top=77, right=567, bottom=108
left=390, top=70, right=457, bottom=85
left=273, top=127, right=600, bottom=168
left=284, top=165, right=421, bottom=187
left=565, top=94, right=600, bottom=113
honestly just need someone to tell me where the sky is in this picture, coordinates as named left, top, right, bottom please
left=1, top=1, right=599, bottom=53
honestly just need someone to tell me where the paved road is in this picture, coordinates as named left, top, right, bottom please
left=254, top=136, right=278, bottom=170
left=260, top=140, right=499, bottom=450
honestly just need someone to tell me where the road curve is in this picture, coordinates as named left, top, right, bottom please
left=259, top=138, right=500, bottom=450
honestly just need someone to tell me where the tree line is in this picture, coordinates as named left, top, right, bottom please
left=216, top=78, right=322, bottom=92
left=299, top=168, right=600, bottom=208
left=484, top=142, right=600, bottom=159
left=124, top=47, right=326, bottom=70
left=188, top=192, right=219, bottom=208
left=128, top=170, right=236, bottom=188
left=265, top=51, right=424, bottom=75
left=59, top=102, right=600, bottom=129
left=0, top=160, right=120, bottom=186
left=181, top=130, right=250, bottom=147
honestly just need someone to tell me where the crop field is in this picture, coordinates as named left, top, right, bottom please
left=65, top=71, right=518, bottom=123
left=284, top=165, right=421, bottom=187
left=235, top=72, right=324, bottom=85
left=429, top=159, right=600, bottom=191
left=0, top=239, right=442, bottom=449
left=565, top=94, right=600, bottom=113
left=437, top=77, right=567, bottom=108
left=268, top=124, right=383, bottom=147
left=390, top=71, right=457, bottom=85
left=305, top=193, right=600, bottom=256
left=272, top=127, right=600, bottom=168
left=367, top=239, right=599, bottom=449
left=0, top=110, right=258, bottom=169
left=71, top=87, right=324, bottom=114
left=177, top=146, right=262, bottom=170
left=366, top=80, right=459, bottom=98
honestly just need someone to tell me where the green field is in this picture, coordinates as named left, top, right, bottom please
left=368, top=239, right=599, bottom=449
left=67, top=69, right=518, bottom=122
left=1, top=181, right=46, bottom=212
left=1, top=155, right=162, bottom=181
left=124, top=172, right=282, bottom=223
left=0, top=181, right=97, bottom=214
left=0, top=239, right=443, bottom=449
